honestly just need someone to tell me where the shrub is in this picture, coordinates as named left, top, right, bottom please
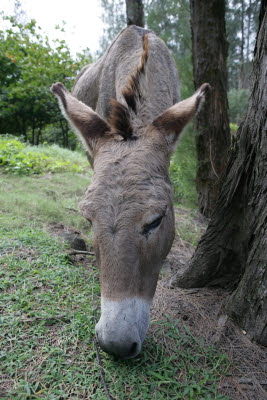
left=0, top=136, right=89, bottom=175
left=230, top=123, right=239, bottom=135
left=0, top=137, right=24, bottom=162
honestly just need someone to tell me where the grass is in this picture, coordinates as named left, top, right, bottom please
left=0, top=216, right=101, bottom=399
left=174, top=207, right=206, bottom=247
left=0, top=172, right=91, bottom=233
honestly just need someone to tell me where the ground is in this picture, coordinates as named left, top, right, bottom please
left=0, top=171, right=266, bottom=399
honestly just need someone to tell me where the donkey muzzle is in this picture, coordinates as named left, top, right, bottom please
left=95, top=297, right=151, bottom=359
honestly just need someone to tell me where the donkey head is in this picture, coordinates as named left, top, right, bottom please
left=51, top=54, right=210, bottom=359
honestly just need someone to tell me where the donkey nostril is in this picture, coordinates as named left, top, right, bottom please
left=129, top=342, right=138, bottom=357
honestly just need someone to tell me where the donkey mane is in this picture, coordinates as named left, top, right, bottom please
left=122, top=34, right=149, bottom=113
left=109, top=34, right=149, bottom=141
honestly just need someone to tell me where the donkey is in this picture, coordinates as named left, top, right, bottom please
left=51, top=25, right=210, bottom=359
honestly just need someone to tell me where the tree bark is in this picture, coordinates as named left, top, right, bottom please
left=59, top=119, right=69, bottom=148
left=125, top=0, right=144, bottom=27
left=190, top=0, right=231, bottom=217
left=172, top=0, right=267, bottom=346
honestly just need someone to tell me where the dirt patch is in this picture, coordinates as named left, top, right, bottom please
left=47, top=222, right=97, bottom=272
left=48, top=222, right=92, bottom=251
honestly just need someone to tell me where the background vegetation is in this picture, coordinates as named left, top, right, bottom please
left=0, top=12, right=92, bottom=147
left=0, top=135, right=88, bottom=175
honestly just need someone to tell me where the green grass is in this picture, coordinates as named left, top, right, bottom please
left=0, top=216, right=100, bottom=399
left=0, top=172, right=91, bottom=233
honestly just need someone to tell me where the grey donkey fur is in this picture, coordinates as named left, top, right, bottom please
left=51, top=25, right=210, bottom=359
left=72, top=26, right=180, bottom=123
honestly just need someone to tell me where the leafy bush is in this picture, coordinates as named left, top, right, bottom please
left=0, top=136, right=89, bottom=175
left=0, top=14, right=92, bottom=142
left=230, top=123, right=238, bottom=135
left=0, top=137, right=24, bottom=161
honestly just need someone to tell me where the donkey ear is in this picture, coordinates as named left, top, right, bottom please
left=151, top=83, right=211, bottom=154
left=50, top=82, right=110, bottom=162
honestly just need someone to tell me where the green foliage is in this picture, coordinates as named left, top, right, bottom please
left=0, top=136, right=89, bottom=175
left=230, top=123, right=239, bottom=134
left=0, top=13, right=92, bottom=145
left=228, top=88, right=249, bottom=125
left=0, top=136, right=24, bottom=157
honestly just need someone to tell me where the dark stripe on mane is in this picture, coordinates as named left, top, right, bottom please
left=109, top=99, right=134, bottom=140
left=109, top=34, right=149, bottom=141
left=122, top=34, right=149, bottom=113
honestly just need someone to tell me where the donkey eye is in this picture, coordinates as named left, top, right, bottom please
left=142, top=216, right=163, bottom=236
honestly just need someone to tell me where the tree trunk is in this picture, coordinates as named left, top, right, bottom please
left=31, top=127, right=35, bottom=145
left=125, top=0, right=144, bottom=27
left=190, top=0, right=231, bottom=217
left=21, top=117, right=28, bottom=142
left=35, top=125, right=42, bottom=145
left=59, top=119, right=69, bottom=148
left=171, top=0, right=267, bottom=346
left=31, top=115, right=36, bottom=145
